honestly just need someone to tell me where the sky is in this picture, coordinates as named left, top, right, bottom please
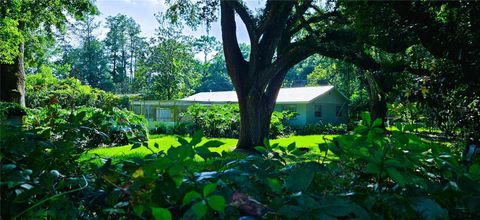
left=95, top=0, right=263, bottom=44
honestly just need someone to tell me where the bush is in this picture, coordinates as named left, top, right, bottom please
left=183, top=104, right=240, bottom=138
left=270, top=110, right=297, bottom=137
left=295, top=123, right=350, bottom=135
left=1, top=113, right=479, bottom=219
left=0, top=102, right=26, bottom=121
left=182, top=104, right=295, bottom=138
left=25, top=67, right=126, bottom=110
left=24, top=105, right=148, bottom=149
left=150, top=122, right=172, bottom=134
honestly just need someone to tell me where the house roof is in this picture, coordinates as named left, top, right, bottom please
left=181, top=86, right=346, bottom=104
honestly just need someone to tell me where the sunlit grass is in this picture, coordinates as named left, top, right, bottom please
left=85, top=135, right=337, bottom=160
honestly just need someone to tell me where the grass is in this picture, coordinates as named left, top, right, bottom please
left=86, top=134, right=337, bottom=160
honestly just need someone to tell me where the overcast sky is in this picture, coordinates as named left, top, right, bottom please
left=95, top=0, right=263, bottom=44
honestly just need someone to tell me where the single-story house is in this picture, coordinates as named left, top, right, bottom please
left=130, top=86, right=348, bottom=128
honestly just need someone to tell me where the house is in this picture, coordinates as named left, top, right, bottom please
left=129, top=86, right=348, bottom=128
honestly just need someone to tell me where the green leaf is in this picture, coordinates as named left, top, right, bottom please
left=285, top=165, right=314, bottom=191
left=263, top=138, right=270, bottom=149
left=365, top=162, right=380, bottom=174
left=354, top=125, right=369, bottom=134
left=191, top=202, right=207, bottom=219
left=287, top=142, right=296, bottom=152
left=319, top=198, right=369, bottom=219
left=372, top=118, right=383, bottom=128
left=168, top=163, right=184, bottom=186
left=469, top=163, right=480, bottom=175
left=254, top=146, right=267, bottom=153
left=190, top=130, right=203, bottom=146
left=200, top=140, right=224, bottom=148
left=131, top=142, right=141, bottom=150
left=270, top=143, right=279, bottom=150
left=290, top=149, right=307, bottom=156
left=266, top=178, right=282, bottom=193
left=183, top=191, right=202, bottom=206
left=177, top=137, right=189, bottom=146
left=410, top=198, right=448, bottom=220
left=318, top=143, right=328, bottom=152
left=151, top=207, right=172, bottom=220
left=203, top=183, right=217, bottom=197
left=278, top=205, right=303, bottom=218
left=387, top=168, right=406, bottom=186
left=207, top=195, right=226, bottom=212
left=360, top=112, right=371, bottom=126
left=134, top=205, right=144, bottom=216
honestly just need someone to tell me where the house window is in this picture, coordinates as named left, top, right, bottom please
left=336, top=105, right=343, bottom=117
left=281, top=104, right=297, bottom=113
left=145, top=105, right=156, bottom=120
left=314, top=105, right=322, bottom=117
left=157, top=108, right=173, bottom=121
left=132, top=105, right=141, bottom=115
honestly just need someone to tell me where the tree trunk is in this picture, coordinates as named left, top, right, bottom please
left=220, top=1, right=304, bottom=152
left=365, top=71, right=387, bottom=127
left=113, top=53, right=117, bottom=81
left=236, top=90, right=276, bottom=151
left=0, top=41, right=25, bottom=107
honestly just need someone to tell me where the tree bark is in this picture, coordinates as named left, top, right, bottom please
left=220, top=1, right=308, bottom=152
left=236, top=93, right=272, bottom=150
left=1, top=41, right=25, bottom=107
left=365, top=71, right=387, bottom=127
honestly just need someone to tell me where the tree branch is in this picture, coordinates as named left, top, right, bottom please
left=227, top=0, right=258, bottom=47
left=256, top=0, right=295, bottom=70
left=221, top=0, right=248, bottom=91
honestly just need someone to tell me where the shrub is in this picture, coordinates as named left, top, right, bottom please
left=0, top=102, right=26, bottom=121
left=24, top=105, right=148, bottom=149
left=0, top=124, right=89, bottom=218
left=150, top=122, right=171, bottom=134
left=25, top=68, right=125, bottom=110
left=295, top=123, right=350, bottom=135
left=183, top=104, right=240, bottom=138
left=1, top=113, right=479, bottom=219
left=182, top=104, right=295, bottom=138
left=270, top=110, right=298, bottom=137
left=150, top=122, right=193, bottom=135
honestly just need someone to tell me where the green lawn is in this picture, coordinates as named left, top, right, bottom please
left=87, top=135, right=337, bottom=159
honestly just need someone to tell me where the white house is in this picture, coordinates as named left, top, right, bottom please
left=130, top=86, right=349, bottom=128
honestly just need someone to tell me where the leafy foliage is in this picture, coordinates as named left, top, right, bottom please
left=0, top=102, right=27, bottom=120
left=23, top=105, right=148, bottom=149
left=295, top=123, right=350, bottom=135
left=26, top=68, right=125, bottom=109
left=1, top=112, right=479, bottom=219
left=181, top=104, right=296, bottom=138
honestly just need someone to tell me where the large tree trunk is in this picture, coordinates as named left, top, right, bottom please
left=236, top=89, right=276, bottom=151
left=220, top=1, right=306, bottom=152
left=0, top=42, right=25, bottom=107
left=365, top=71, right=387, bottom=127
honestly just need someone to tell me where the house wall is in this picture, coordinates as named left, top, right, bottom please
left=130, top=88, right=349, bottom=129
left=274, top=103, right=307, bottom=126
left=306, top=90, right=349, bottom=125
left=130, top=101, right=182, bottom=129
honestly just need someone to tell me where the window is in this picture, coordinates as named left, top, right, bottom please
left=145, top=105, right=156, bottom=120
left=336, top=105, right=343, bottom=117
left=281, top=104, right=297, bottom=113
left=157, top=108, right=173, bottom=121
left=314, top=105, right=322, bottom=117
left=132, top=105, right=141, bottom=115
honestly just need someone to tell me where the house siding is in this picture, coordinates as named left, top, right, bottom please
left=130, top=87, right=349, bottom=128
left=275, top=103, right=307, bottom=126
left=306, top=90, right=348, bottom=125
